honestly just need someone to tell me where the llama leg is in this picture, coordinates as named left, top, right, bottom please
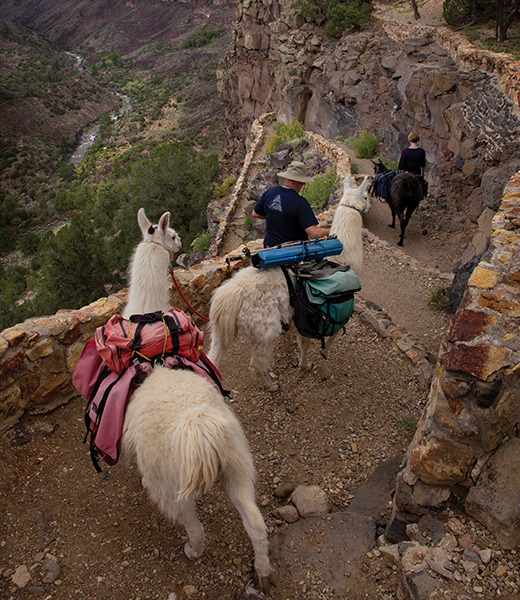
left=398, top=209, right=410, bottom=246
left=220, top=473, right=276, bottom=592
left=296, top=335, right=312, bottom=370
left=388, top=203, right=396, bottom=229
left=207, top=335, right=223, bottom=368
left=176, top=498, right=205, bottom=560
left=321, top=330, right=340, bottom=360
left=250, top=345, right=278, bottom=391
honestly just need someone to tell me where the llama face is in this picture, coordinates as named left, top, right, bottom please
left=137, top=208, right=182, bottom=256
left=339, top=176, right=371, bottom=214
left=163, top=226, right=182, bottom=256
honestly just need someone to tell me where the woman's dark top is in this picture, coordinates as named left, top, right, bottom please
left=398, top=147, right=426, bottom=176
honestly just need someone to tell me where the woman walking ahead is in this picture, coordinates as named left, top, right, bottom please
left=398, top=131, right=427, bottom=197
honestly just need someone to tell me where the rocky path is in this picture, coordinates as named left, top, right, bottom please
left=0, top=151, right=515, bottom=600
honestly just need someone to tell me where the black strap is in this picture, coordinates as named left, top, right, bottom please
left=129, top=311, right=164, bottom=323
left=281, top=266, right=296, bottom=307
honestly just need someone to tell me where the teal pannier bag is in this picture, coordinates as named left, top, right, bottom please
left=282, top=260, right=361, bottom=345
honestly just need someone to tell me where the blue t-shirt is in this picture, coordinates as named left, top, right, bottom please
left=254, top=186, right=318, bottom=247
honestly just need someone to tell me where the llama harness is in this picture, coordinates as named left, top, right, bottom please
left=73, top=309, right=225, bottom=472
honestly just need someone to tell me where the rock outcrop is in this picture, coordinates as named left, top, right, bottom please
left=218, top=2, right=520, bottom=214
left=391, top=172, right=520, bottom=550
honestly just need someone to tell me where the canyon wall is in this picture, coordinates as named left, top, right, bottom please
left=217, top=3, right=520, bottom=210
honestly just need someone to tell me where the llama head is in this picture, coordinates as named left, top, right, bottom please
left=339, top=175, right=371, bottom=214
left=372, top=159, right=387, bottom=175
left=137, top=208, right=182, bottom=256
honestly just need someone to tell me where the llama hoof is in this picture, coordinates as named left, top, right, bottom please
left=184, top=542, right=203, bottom=560
left=299, top=361, right=313, bottom=371
left=388, top=224, right=395, bottom=229
left=256, top=571, right=279, bottom=593
left=320, top=350, right=329, bottom=360
left=397, top=240, right=403, bottom=246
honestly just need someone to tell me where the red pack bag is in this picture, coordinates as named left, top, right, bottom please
left=95, top=308, right=204, bottom=374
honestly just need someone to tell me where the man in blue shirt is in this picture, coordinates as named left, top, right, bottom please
left=252, top=161, right=330, bottom=247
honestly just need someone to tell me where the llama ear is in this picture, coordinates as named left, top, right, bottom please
left=158, top=212, right=170, bottom=233
left=137, top=208, right=151, bottom=234
left=343, top=174, right=352, bottom=192
left=359, top=176, right=370, bottom=195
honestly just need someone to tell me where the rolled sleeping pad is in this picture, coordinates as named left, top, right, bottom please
left=251, top=237, right=344, bottom=269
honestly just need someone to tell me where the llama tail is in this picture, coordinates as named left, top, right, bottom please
left=172, top=409, right=230, bottom=500
left=207, top=278, right=243, bottom=366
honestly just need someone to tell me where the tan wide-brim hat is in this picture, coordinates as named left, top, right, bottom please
left=278, top=161, right=314, bottom=183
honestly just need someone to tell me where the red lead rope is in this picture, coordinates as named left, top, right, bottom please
left=170, top=269, right=210, bottom=322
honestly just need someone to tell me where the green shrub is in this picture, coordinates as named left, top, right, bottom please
left=244, top=215, right=254, bottom=231
left=192, top=231, right=212, bottom=253
left=429, top=286, right=451, bottom=310
left=352, top=128, right=378, bottom=159
left=379, top=157, right=399, bottom=171
left=295, top=0, right=372, bottom=38
left=182, top=27, right=223, bottom=49
left=443, top=0, right=472, bottom=26
left=325, top=0, right=372, bottom=37
left=304, top=170, right=339, bottom=210
left=288, top=137, right=304, bottom=148
left=214, top=175, right=237, bottom=199
left=266, top=120, right=306, bottom=153
left=18, top=231, right=41, bottom=255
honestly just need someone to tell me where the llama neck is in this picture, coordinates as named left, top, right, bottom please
left=123, top=242, right=171, bottom=318
left=342, top=203, right=365, bottom=216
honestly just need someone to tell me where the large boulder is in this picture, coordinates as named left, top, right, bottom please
left=465, top=438, right=520, bottom=549
left=481, top=161, right=520, bottom=210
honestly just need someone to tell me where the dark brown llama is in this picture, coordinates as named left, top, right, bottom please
left=372, top=159, right=424, bottom=246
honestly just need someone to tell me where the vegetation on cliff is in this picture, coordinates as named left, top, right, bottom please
left=294, top=0, right=372, bottom=37
left=443, top=0, right=520, bottom=45
left=0, top=13, right=232, bottom=330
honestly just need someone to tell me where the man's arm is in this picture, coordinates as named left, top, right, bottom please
left=305, top=225, right=330, bottom=239
left=251, top=209, right=265, bottom=220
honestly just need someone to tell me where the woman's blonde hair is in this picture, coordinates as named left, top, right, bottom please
left=408, top=131, right=420, bottom=143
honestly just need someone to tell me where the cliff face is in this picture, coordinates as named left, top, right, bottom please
left=217, top=1, right=520, bottom=206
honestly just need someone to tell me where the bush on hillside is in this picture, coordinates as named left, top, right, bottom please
left=182, top=27, right=223, bottom=49
left=266, top=119, right=306, bottom=153
left=352, top=128, right=378, bottom=159
left=214, top=175, right=237, bottom=199
left=304, top=170, right=339, bottom=210
left=295, top=0, right=372, bottom=37
left=34, top=212, right=120, bottom=316
left=443, top=0, right=506, bottom=28
left=0, top=265, right=34, bottom=331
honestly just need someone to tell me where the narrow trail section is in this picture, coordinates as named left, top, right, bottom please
left=218, top=131, right=454, bottom=357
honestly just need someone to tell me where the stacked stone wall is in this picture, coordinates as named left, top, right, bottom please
left=394, top=175, right=520, bottom=547
left=378, top=20, right=520, bottom=108
left=376, top=14, right=520, bottom=549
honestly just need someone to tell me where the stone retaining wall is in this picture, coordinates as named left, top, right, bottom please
left=378, top=20, right=520, bottom=108
left=394, top=174, right=520, bottom=548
